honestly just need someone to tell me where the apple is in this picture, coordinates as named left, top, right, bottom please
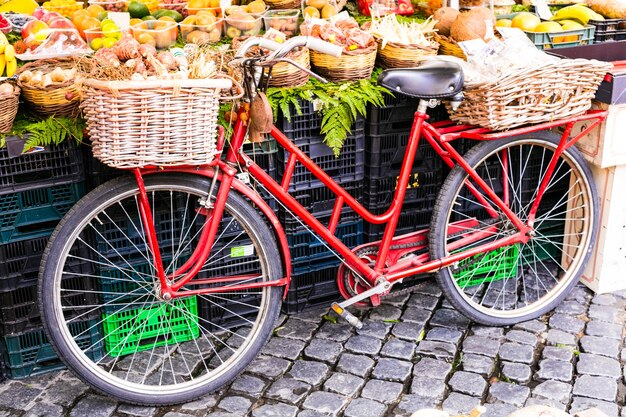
left=32, top=7, right=47, bottom=20
left=22, top=20, right=49, bottom=49
left=40, top=11, right=63, bottom=25
left=48, top=17, right=75, bottom=30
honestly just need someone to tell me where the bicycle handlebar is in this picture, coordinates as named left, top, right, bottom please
left=234, top=36, right=343, bottom=60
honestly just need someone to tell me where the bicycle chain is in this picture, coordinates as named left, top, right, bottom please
left=345, top=217, right=506, bottom=300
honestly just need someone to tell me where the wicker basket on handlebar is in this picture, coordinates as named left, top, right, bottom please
left=80, top=78, right=231, bottom=168
left=310, top=44, right=377, bottom=82
left=445, top=58, right=611, bottom=131
left=375, top=38, right=439, bottom=69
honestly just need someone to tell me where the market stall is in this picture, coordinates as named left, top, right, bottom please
left=0, top=0, right=621, bottom=383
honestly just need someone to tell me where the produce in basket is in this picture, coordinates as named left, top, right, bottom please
left=303, top=0, right=338, bottom=19
left=18, top=66, right=77, bottom=88
left=300, top=13, right=375, bottom=52
left=369, top=13, right=437, bottom=48
left=449, top=7, right=496, bottom=42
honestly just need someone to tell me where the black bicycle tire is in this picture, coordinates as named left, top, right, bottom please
left=429, top=132, right=599, bottom=326
left=39, top=174, right=283, bottom=405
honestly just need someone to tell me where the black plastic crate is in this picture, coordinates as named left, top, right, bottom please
left=364, top=167, right=445, bottom=214
left=0, top=182, right=86, bottom=244
left=0, top=236, right=91, bottom=292
left=0, top=319, right=103, bottom=379
left=277, top=122, right=365, bottom=191
left=593, top=29, right=626, bottom=42
left=0, top=275, right=99, bottom=336
left=364, top=205, right=433, bottom=242
left=367, top=95, right=449, bottom=136
left=274, top=99, right=323, bottom=138
left=589, top=18, right=626, bottom=33
left=365, top=130, right=442, bottom=179
left=282, top=266, right=341, bottom=313
left=288, top=220, right=363, bottom=268
left=82, top=150, right=125, bottom=191
left=0, top=136, right=84, bottom=195
left=278, top=181, right=363, bottom=223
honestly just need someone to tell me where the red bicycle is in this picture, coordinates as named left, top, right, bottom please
left=40, top=36, right=605, bottom=405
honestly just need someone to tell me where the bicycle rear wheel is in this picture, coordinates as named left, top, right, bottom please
left=429, top=132, right=598, bottom=325
left=39, top=174, right=282, bottom=405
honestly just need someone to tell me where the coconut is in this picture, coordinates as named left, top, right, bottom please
left=450, top=11, right=487, bottom=42
left=434, top=7, right=460, bottom=37
left=466, top=6, right=495, bottom=28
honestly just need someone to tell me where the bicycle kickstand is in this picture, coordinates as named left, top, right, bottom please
left=330, top=279, right=393, bottom=329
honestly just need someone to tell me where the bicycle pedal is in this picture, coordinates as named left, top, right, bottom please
left=331, top=303, right=363, bottom=329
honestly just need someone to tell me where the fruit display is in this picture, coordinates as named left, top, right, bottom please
left=186, top=0, right=221, bottom=16
left=2, top=12, right=35, bottom=34
left=437, top=7, right=496, bottom=42
left=42, top=0, right=84, bottom=18
left=180, top=12, right=222, bottom=44
left=131, top=19, right=178, bottom=48
left=300, top=15, right=375, bottom=51
left=357, top=0, right=414, bottom=17
left=224, top=0, right=267, bottom=38
left=549, top=4, right=604, bottom=24
left=263, top=9, right=299, bottom=37
left=85, top=19, right=122, bottom=50
left=128, top=0, right=160, bottom=17
left=152, top=8, right=184, bottom=21
left=158, top=0, right=187, bottom=15
left=88, top=0, right=128, bottom=12
left=0, top=14, right=10, bottom=34
left=0, top=33, right=17, bottom=76
left=303, top=0, right=338, bottom=19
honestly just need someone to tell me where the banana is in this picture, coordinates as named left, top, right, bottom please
left=0, top=33, right=7, bottom=54
left=550, top=5, right=600, bottom=25
left=4, top=45, right=14, bottom=62
left=0, top=54, right=5, bottom=77
left=6, top=57, right=16, bottom=77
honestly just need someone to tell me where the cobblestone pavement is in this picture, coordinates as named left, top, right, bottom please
left=2, top=280, right=626, bottom=417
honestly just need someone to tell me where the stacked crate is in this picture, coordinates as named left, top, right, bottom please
left=363, top=95, right=449, bottom=242
left=275, top=99, right=365, bottom=313
left=0, top=135, right=99, bottom=379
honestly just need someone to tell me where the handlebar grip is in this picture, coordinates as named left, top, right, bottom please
left=305, top=37, right=343, bottom=57
left=257, top=38, right=282, bottom=51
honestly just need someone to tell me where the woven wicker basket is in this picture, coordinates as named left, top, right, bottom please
left=80, top=78, right=232, bottom=168
left=269, top=47, right=311, bottom=87
left=17, top=57, right=82, bottom=118
left=376, top=38, right=439, bottom=69
left=310, top=44, right=377, bottom=82
left=0, top=85, right=20, bottom=133
left=434, top=34, right=467, bottom=61
left=446, top=58, right=611, bottom=131
left=266, top=0, right=300, bottom=8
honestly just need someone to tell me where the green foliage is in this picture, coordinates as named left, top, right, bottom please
left=266, top=69, right=389, bottom=156
left=0, top=114, right=85, bottom=152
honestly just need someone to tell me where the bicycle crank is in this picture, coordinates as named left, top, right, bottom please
left=331, top=279, right=393, bottom=329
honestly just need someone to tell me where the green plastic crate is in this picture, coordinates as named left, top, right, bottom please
left=524, top=25, right=595, bottom=50
left=0, top=319, right=103, bottom=379
left=454, top=245, right=520, bottom=287
left=102, top=296, right=199, bottom=357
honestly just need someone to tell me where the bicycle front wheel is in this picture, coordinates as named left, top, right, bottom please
left=39, top=174, right=283, bottom=405
left=430, top=132, right=598, bottom=325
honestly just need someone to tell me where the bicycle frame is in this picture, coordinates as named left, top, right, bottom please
left=133, top=101, right=608, bottom=302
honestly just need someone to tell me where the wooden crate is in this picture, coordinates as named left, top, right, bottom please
left=565, top=101, right=626, bottom=168
left=579, top=164, right=626, bottom=293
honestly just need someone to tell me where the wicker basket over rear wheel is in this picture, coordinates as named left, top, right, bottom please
left=375, top=38, right=439, bottom=69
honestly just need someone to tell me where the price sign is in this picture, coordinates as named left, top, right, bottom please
left=532, top=0, right=552, bottom=21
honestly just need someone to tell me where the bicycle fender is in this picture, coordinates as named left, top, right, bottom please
left=229, top=176, right=293, bottom=298
left=139, top=168, right=292, bottom=298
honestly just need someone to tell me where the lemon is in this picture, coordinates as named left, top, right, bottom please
left=102, top=37, right=117, bottom=48
left=90, top=37, right=103, bottom=50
